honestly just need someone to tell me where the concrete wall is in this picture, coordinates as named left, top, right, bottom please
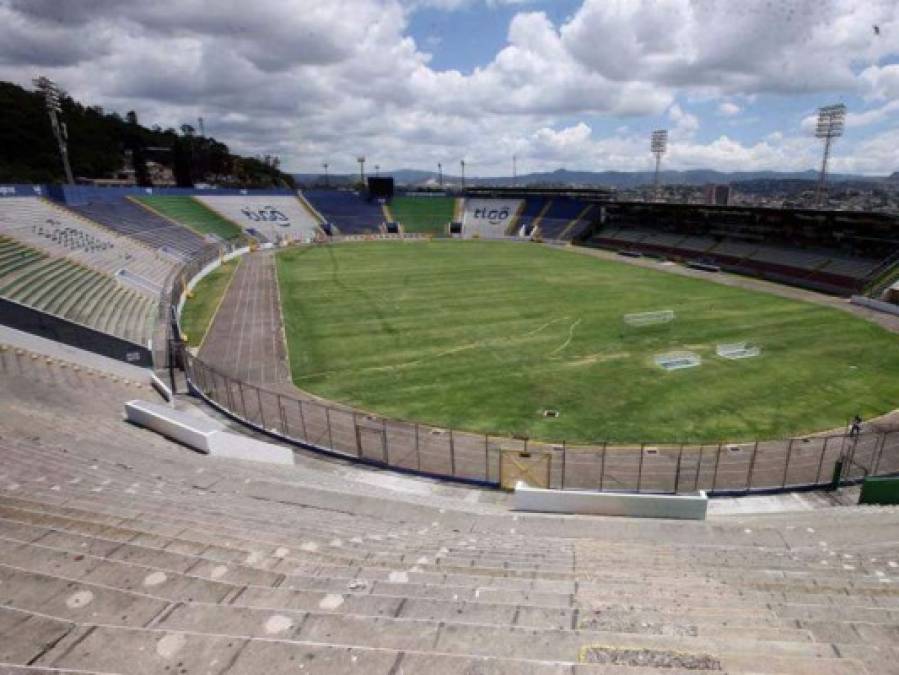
left=125, top=399, right=294, bottom=466
left=513, top=482, right=708, bottom=520
left=851, top=295, right=899, bottom=317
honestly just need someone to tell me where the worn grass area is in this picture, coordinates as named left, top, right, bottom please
left=390, top=196, right=454, bottom=234
left=180, top=259, right=239, bottom=347
left=274, top=240, right=899, bottom=443
left=135, top=196, right=243, bottom=240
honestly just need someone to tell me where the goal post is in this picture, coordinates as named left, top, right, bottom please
left=622, top=309, right=675, bottom=327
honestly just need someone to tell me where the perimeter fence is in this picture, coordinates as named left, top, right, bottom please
left=181, top=347, right=899, bottom=494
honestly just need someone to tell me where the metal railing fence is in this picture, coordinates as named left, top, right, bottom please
left=182, top=347, right=899, bottom=494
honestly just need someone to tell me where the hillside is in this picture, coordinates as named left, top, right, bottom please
left=0, top=80, right=294, bottom=188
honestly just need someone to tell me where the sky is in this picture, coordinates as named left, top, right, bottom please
left=0, top=0, right=897, bottom=176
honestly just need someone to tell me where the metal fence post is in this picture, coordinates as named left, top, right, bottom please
left=352, top=413, right=362, bottom=458
left=237, top=381, right=248, bottom=421
left=746, top=441, right=759, bottom=491
left=256, top=387, right=266, bottom=428
left=297, top=399, right=307, bottom=440
left=815, top=436, right=830, bottom=484
left=599, top=442, right=607, bottom=491
left=484, top=433, right=489, bottom=481
left=675, top=444, right=684, bottom=494
left=324, top=406, right=334, bottom=449
left=416, top=424, right=422, bottom=472
left=693, top=446, right=703, bottom=491
left=637, top=443, right=645, bottom=493
left=382, top=418, right=389, bottom=464
left=277, top=394, right=286, bottom=436
left=449, top=429, right=456, bottom=476
left=712, top=443, right=722, bottom=491
left=872, top=431, right=887, bottom=476
left=782, top=439, right=794, bottom=488
left=560, top=441, right=566, bottom=490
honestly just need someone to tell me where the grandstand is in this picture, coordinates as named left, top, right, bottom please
left=0, top=237, right=155, bottom=345
left=302, top=189, right=385, bottom=234
left=536, top=198, right=595, bottom=240
left=389, top=194, right=454, bottom=235
left=2, top=338, right=899, bottom=673
left=132, top=196, right=244, bottom=242
left=69, top=197, right=207, bottom=258
left=194, top=195, right=322, bottom=243
left=0, top=197, right=178, bottom=292
left=584, top=202, right=899, bottom=295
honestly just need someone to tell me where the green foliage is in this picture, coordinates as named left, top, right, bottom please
left=390, top=196, right=454, bottom=235
left=273, top=240, right=899, bottom=443
left=0, top=80, right=295, bottom=188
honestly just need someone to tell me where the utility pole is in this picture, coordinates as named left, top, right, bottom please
left=437, top=162, right=443, bottom=187
left=460, top=159, right=466, bottom=189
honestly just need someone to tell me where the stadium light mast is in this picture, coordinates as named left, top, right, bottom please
left=437, top=162, right=443, bottom=187
left=374, top=164, right=380, bottom=177
left=357, top=156, right=366, bottom=186
left=460, top=159, right=466, bottom=189
left=650, top=129, right=668, bottom=201
left=814, top=103, right=846, bottom=207
left=322, top=162, right=329, bottom=187
left=33, top=76, right=74, bottom=185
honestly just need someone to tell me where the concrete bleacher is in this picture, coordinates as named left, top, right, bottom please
left=194, top=195, right=321, bottom=243
left=0, top=237, right=156, bottom=345
left=70, top=198, right=207, bottom=258
left=0, top=197, right=177, bottom=292
left=461, top=198, right=523, bottom=238
left=2, top=342, right=899, bottom=673
left=302, top=190, right=385, bottom=234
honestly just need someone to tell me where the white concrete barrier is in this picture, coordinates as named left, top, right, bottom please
left=851, top=295, right=899, bottom=317
left=125, top=400, right=294, bottom=465
left=513, top=482, right=708, bottom=520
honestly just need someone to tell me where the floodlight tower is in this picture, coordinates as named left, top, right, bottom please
left=460, top=159, right=466, bottom=189
left=814, top=103, right=846, bottom=207
left=356, top=156, right=366, bottom=187
left=322, top=162, right=329, bottom=187
left=650, top=129, right=668, bottom=201
left=437, top=162, right=443, bottom=187
left=33, top=76, right=74, bottom=184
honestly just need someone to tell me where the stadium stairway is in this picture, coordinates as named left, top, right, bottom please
left=1, top=345, right=899, bottom=673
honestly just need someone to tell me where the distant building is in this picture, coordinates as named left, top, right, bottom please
left=704, top=184, right=731, bottom=206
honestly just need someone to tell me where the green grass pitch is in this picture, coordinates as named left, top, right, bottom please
left=180, top=259, right=239, bottom=346
left=274, top=240, right=899, bottom=444
left=390, top=196, right=454, bottom=235
left=135, top=196, right=243, bottom=240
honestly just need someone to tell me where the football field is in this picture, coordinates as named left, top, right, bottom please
left=274, top=240, right=899, bottom=444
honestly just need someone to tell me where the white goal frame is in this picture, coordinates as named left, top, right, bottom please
left=716, top=342, right=761, bottom=360
left=623, top=309, right=675, bottom=327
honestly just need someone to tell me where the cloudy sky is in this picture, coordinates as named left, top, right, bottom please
left=1, top=0, right=898, bottom=176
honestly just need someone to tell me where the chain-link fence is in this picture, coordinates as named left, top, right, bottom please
left=181, top=347, right=899, bottom=494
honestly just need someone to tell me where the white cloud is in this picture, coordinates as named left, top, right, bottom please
left=668, top=102, right=699, bottom=139
left=0, top=0, right=896, bottom=175
left=718, top=101, right=741, bottom=117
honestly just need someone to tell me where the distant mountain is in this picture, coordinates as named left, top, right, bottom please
left=294, top=167, right=889, bottom=189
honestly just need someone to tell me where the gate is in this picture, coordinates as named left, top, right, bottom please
left=500, top=449, right=551, bottom=490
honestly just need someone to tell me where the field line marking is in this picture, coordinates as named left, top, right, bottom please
left=550, top=317, right=582, bottom=356
left=523, top=316, right=569, bottom=338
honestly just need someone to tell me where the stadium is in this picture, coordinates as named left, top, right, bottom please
left=3, top=3, right=899, bottom=671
